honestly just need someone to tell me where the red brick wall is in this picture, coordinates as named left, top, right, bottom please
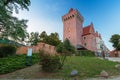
left=16, top=42, right=56, bottom=55
left=110, top=50, right=120, bottom=57
left=16, top=46, right=28, bottom=54
left=83, top=34, right=96, bottom=52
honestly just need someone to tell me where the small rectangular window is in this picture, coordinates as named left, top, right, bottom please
left=84, top=43, right=87, bottom=46
left=84, top=37, right=86, bottom=40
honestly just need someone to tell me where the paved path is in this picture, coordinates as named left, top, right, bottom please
left=0, top=64, right=40, bottom=79
left=105, top=57, right=120, bottom=62
left=85, top=76, right=120, bottom=80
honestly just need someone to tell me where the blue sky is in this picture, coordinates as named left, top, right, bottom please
left=13, top=0, right=120, bottom=50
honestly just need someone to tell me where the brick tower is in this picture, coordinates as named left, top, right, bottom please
left=62, top=8, right=84, bottom=48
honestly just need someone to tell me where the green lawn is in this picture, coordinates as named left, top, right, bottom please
left=50, top=56, right=120, bottom=79
left=0, top=54, right=39, bottom=74
left=1, top=55, right=120, bottom=79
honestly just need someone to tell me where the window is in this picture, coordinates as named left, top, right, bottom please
left=69, top=30, right=70, bottom=32
left=72, top=15, right=74, bottom=17
left=84, top=37, right=86, bottom=40
left=84, top=43, right=87, bottom=46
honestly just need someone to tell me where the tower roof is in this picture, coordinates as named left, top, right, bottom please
left=83, top=23, right=95, bottom=36
left=83, top=26, right=91, bottom=36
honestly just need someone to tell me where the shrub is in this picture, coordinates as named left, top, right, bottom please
left=0, top=45, right=16, bottom=58
left=0, top=54, right=39, bottom=74
left=39, top=50, right=61, bottom=72
left=76, top=50, right=95, bottom=57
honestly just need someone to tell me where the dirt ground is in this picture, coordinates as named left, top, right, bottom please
left=0, top=63, right=63, bottom=79
left=1, top=63, right=120, bottom=80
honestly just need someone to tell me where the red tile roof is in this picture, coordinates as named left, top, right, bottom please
left=83, top=23, right=96, bottom=36
left=83, top=25, right=91, bottom=36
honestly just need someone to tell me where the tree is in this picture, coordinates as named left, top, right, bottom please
left=110, top=34, right=120, bottom=50
left=46, top=32, right=61, bottom=46
left=39, top=31, right=47, bottom=42
left=2, top=17, right=28, bottom=42
left=0, top=0, right=30, bottom=17
left=63, top=39, right=75, bottom=54
left=39, top=31, right=61, bottom=46
left=0, top=0, right=30, bottom=42
left=28, top=32, right=39, bottom=46
left=0, top=0, right=30, bottom=25
left=56, top=39, right=75, bottom=55
left=56, top=39, right=75, bottom=69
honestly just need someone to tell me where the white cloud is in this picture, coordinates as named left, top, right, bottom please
left=12, top=9, right=63, bottom=41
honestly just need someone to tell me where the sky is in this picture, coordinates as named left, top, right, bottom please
left=13, top=0, right=120, bottom=51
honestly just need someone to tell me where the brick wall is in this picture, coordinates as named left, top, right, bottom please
left=16, top=42, right=56, bottom=55
left=110, top=50, right=120, bottom=57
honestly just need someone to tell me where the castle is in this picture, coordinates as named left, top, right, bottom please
left=62, top=8, right=109, bottom=56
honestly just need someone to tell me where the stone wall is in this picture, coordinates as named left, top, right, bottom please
left=16, top=42, right=56, bottom=55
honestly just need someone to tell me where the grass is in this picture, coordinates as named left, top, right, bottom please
left=1, top=55, right=120, bottom=79
left=49, top=56, right=120, bottom=79
left=0, top=53, right=39, bottom=74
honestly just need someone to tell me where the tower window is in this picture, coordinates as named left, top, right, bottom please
left=72, top=15, right=74, bottom=17
left=68, top=28, right=70, bottom=32
left=84, top=37, right=86, bottom=40
left=68, top=17, right=70, bottom=19
left=84, top=43, right=87, bottom=46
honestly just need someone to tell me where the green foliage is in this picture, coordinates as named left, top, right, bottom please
left=39, top=50, right=61, bottom=72
left=1, top=0, right=30, bottom=11
left=47, top=32, right=61, bottom=46
left=27, top=31, right=61, bottom=46
left=56, top=39, right=75, bottom=69
left=39, top=31, right=61, bottom=46
left=56, top=43, right=64, bottom=53
left=0, top=54, right=39, bottom=74
left=39, top=31, right=48, bottom=42
left=0, top=0, right=30, bottom=42
left=110, top=34, right=120, bottom=50
left=2, top=18, right=28, bottom=42
left=56, top=39, right=75, bottom=55
left=0, top=45, right=16, bottom=58
left=63, top=39, right=75, bottom=54
left=76, top=50, right=95, bottom=57
left=28, top=32, right=39, bottom=46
